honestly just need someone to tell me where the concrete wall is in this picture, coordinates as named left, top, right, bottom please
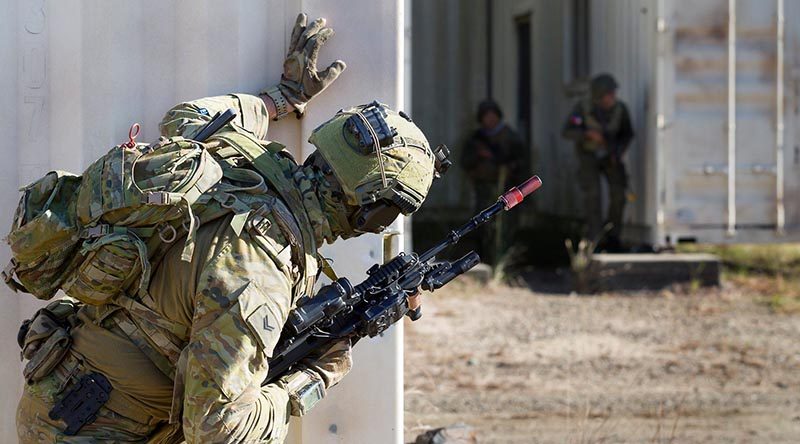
left=0, top=0, right=405, bottom=442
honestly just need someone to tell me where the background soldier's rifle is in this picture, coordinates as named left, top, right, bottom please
left=264, top=175, right=543, bottom=383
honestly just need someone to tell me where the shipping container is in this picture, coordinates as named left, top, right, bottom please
left=412, top=0, right=800, bottom=246
left=655, top=0, right=800, bottom=243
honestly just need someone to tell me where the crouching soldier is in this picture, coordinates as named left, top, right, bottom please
left=9, top=13, right=438, bottom=443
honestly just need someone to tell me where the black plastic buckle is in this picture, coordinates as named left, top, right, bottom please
left=344, top=101, right=398, bottom=153
left=49, top=372, right=112, bottom=436
left=432, top=144, right=452, bottom=178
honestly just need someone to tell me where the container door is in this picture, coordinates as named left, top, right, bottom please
left=663, top=0, right=788, bottom=242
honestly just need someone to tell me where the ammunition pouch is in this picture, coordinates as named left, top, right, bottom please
left=19, top=299, right=80, bottom=384
left=62, top=234, right=147, bottom=306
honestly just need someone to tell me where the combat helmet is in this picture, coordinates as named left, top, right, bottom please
left=308, top=101, right=449, bottom=232
left=590, top=73, right=619, bottom=101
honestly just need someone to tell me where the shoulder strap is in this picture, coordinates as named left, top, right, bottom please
left=112, top=310, right=181, bottom=379
left=210, top=132, right=317, bottom=259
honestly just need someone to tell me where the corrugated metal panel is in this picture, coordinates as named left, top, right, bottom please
left=411, top=0, right=798, bottom=244
left=0, top=1, right=405, bottom=442
left=590, top=0, right=658, bottom=240
left=412, top=0, right=658, bottom=228
left=493, top=0, right=580, bottom=220
left=533, top=0, right=580, bottom=219
left=657, top=0, right=800, bottom=242
left=411, top=0, right=487, bottom=219
left=784, top=0, right=800, bottom=232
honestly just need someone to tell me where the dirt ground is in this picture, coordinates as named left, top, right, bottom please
left=403, top=275, right=800, bottom=443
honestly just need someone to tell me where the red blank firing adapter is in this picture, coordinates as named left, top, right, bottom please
left=501, top=175, right=542, bottom=210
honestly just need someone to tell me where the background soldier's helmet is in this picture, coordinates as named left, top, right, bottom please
left=308, top=101, right=447, bottom=232
left=590, top=73, right=619, bottom=101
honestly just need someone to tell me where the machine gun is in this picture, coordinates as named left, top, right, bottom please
left=264, top=175, right=543, bottom=383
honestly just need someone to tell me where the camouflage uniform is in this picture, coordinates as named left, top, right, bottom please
left=460, top=101, right=524, bottom=265
left=17, top=94, right=331, bottom=443
left=14, top=14, right=435, bottom=443
left=16, top=95, right=429, bottom=444
left=562, top=74, right=634, bottom=245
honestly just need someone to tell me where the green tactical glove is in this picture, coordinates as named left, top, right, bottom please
left=274, top=13, right=347, bottom=117
left=279, top=339, right=352, bottom=416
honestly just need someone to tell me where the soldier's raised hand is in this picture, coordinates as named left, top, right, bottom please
left=277, top=13, right=347, bottom=117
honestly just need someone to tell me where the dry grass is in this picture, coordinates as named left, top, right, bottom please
left=677, top=243, right=800, bottom=314
left=405, top=272, right=800, bottom=443
left=676, top=243, right=800, bottom=276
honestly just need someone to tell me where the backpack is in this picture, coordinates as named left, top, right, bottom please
left=5, top=121, right=322, bottom=385
left=3, top=135, right=240, bottom=306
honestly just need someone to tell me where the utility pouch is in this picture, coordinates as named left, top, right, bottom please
left=18, top=299, right=79, bottom=384
left=49, top=371, right=112, bottom=436
left=61, top=234, right=146, bottom=305
left=23, top=327, right=70, bottom=384
left=4, top=171, right=83, bottom=299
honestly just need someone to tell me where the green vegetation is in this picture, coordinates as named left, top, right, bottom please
left=766, top=293, right=800, bottom=313
left=677, top=243, right=800, bottom=313
left=676, top=243, right=800, bottom=276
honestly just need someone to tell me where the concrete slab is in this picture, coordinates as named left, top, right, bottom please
left=585, top=253, right=721, bottom=292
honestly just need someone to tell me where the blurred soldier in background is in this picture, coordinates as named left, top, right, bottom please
left=461, top=99, right=524, bottom=265
left=562, top=73, right=634, bottom=251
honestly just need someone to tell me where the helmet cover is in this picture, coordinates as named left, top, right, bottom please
left=308, top=101, right=436, bottom=215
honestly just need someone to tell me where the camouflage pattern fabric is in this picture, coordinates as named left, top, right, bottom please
left=295, top=338, right=352, bottom=389
left=16, top=89, right=437, bottom=442
left=6, top=133, right=226, bottom=307
left=165, top=213, right=297, bottom=442
left=17, top=351, right=170, bottom=444
left=5, top=171, right=83, bottom=298
left=576, top=152, right=628, bottom=240
left=14, top=93, right=348, bottom=443
left=564, top=99, right=627, bottom=153
left=19, top=299, right=79, bottom=385
left=562, top=97, right=634, bottom=240
left=160, top=94, right=271, bottom=141
left=460, top=125, right=524, bottom=186
left=308, top=102, right=436, bottom=215
left=460, top=124, right=525, bottom=265
left=275, top=13, right=347, bottom=116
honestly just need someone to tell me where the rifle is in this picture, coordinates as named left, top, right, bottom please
left=264, top=175, right=543, bottom=383
left=193, top=108, right=237, bottom=142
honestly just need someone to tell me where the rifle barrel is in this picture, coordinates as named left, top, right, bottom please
left=418, top=175, right=541, bottom=263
